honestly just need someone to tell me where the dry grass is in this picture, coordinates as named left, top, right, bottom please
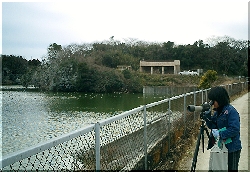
left=154, top=121, right=200, bottom=170
left=141, top=73, right=241, bottom=88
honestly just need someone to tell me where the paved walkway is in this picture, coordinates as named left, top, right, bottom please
left=194, top=92, right=249, bottom=171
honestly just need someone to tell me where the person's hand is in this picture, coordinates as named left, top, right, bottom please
left=204, top=109, right=211, bottom=118
left=212, top=129, right=219, bottom=139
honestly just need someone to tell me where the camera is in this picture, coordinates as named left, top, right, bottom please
left=187, top=100, right=214, bottom=112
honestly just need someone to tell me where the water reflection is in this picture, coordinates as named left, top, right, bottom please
left=2, top=89, right=166, bottom=156
left=46, top=92, right=165, bottom=113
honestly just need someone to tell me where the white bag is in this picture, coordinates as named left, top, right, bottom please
left=209, top=141, right=228, bottom=171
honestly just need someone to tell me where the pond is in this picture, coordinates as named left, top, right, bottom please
left=1, top=86, right=167, bottom=156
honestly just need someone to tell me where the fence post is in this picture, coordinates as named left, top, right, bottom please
left=205, top=89, right=208, bottom=101
left=205, top=89, right=208, bottom=102
left=201, top=90, right=204, bottom=103
left=183, top=94, right=187, bottom=135
left=168, top=99, right=171, bottom=152
left=143, top=105, right=148, bottom=170
left=194, top=91, right=196, bottom=121
left=95, top=122, right=101, bottom=171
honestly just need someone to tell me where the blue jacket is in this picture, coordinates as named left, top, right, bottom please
left=205, top=104, right=242, bottom=153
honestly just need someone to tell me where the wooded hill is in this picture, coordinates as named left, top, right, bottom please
left=1, top=35, right=248, bottom=93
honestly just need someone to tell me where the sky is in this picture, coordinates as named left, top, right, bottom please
left=1, top=0, right=249, bottom=60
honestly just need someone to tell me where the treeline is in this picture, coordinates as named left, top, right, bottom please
left=2, top=55, right=41, bottom=86
left=1, top=35, right=248, bottom=93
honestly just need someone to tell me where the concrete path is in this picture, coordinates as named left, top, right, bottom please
left=194, top=92, right=249, bottom=171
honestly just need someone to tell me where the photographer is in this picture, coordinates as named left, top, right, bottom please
left=204, top=86, right=242, bottom=171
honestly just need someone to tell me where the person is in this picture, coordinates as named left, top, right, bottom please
left=204, top=86, right=242, bottom=171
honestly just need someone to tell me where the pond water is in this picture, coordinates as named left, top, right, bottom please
left=1, top=86, right=167, bottom=156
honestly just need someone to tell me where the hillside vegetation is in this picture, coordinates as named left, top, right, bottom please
left=1, top=35, right=247, bottom=93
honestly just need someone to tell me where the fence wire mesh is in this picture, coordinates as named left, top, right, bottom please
left=2, top=127, right=96, bottom=171
left=1, top=82, right=248, bottom=171
left=99, top=111, right=145, bottom=170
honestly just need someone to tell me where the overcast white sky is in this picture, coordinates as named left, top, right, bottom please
left=1, top=0, right=249, bottom=60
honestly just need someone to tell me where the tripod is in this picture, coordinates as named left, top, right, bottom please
left=190, top=114, right=210, bottom=171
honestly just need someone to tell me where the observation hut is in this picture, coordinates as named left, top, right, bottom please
left=139, top=60, right=180, bottom=74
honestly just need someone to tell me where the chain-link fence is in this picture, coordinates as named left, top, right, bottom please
left=1, top=82, right=248, bottom=171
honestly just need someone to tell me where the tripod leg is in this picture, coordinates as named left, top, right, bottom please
left=203, top=126, right=211, bottom=151
left=202, top=128, right=205, bottom=153
left=190, top=126, right=202, bottom=172
left=204, top=126, right=210, bottom=138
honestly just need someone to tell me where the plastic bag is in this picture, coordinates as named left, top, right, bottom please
left=209, top=141, right=228, bottom=171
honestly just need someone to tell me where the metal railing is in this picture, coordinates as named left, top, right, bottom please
left=1, top=82, right=248, bottom=170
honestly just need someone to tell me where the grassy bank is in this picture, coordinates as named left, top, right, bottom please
left=140, top=73, right=240, bottom=87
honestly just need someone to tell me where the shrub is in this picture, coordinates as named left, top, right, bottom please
left=198, top=70, right=218, bottom=89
